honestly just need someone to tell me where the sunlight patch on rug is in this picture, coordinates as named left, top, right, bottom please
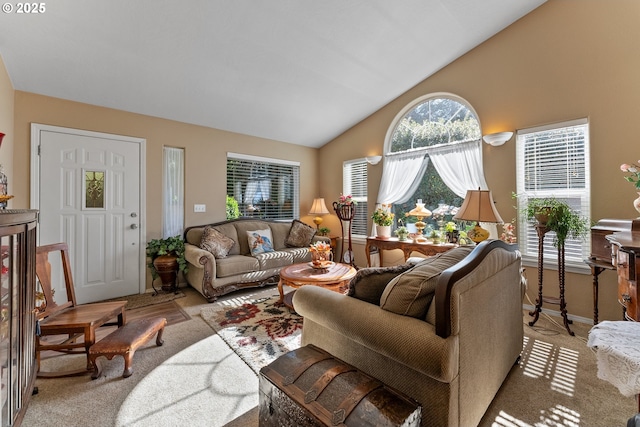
left=200, top=292, right=302, bottom=375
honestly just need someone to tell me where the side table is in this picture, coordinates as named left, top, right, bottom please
left=276, top=262, right=357, bottom=310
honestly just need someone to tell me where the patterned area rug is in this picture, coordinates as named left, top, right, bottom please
left=200, top=291, right=302, bottom=374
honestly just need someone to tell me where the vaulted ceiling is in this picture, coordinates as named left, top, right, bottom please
left=0, top=0, right=545, bottom=147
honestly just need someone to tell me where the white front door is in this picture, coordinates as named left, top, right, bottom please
left=31, top=124, right=146, bottom=304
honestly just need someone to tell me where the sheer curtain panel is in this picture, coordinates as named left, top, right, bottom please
left=162, top=147, right=185, bottom=238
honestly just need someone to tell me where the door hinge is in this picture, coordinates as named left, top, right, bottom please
left=37, top=145, right=41, bottom=155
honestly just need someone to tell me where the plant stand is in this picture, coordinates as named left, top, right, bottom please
left=152, top=254, right=179, bottom=294
left=528, top=224, right=574, bottom=335
left=332, top=202, right=356, bottom=268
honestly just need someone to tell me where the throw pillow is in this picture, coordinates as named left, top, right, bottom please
left=200, top=226, right=235, bottom=258
left=285, top=219, right=317, bottom=248
left=246, top=229, right=275, bottom=256
left=380, top=247, right=474, bottom=319
left=348, top=264, right=415, bottom=305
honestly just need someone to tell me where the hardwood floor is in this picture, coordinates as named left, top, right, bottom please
left=39, top=301, right=190, bottom=361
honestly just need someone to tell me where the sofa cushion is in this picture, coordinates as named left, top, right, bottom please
left=348, top=264, right=415, bottom=305
left=247, top=229, right=275, bottom=256
left=254, top=250, right=294, bottom=270
left=215, top=255, right=260, bottom=278
left=285, top=220, right=316, bottom=248
left=269, top=222, right=292, bottom=250
left=234, top=221, right=274, bottom=254
left=199, top=226, right=235, bottom=258
left=380, top=247, right=473, bottom=318
left=281, top=247, right=313, bottom=264
left=213, top=223, right=241, bottom=256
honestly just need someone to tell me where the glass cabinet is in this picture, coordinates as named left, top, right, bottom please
left=0, top=211, right=37, bottom=427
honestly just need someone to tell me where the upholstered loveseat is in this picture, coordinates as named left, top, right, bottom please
left=293, top=240, right=524, bottom=427
left=183, top=218, right=328, bottom=302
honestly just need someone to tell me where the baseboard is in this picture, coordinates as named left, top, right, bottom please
left=522, top=303, right=593, bottom=325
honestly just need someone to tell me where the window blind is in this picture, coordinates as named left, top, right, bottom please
left=343, top=159, right=368, bottom=237
left=227, top=153, right=300, bottom=220
left=516, top=119, right=590, bottom=265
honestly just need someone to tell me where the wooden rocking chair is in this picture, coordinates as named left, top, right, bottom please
left=35, top=242, right=127, bottom=377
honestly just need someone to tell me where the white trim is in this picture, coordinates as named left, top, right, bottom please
left=227, top=152, right=300, bottom=167
left=383, top=92, right=482, bottom=155
left=30, top=123, right=147, bottom=294
left=516, top=117, right=588, bottom=136
left=522, top=304, right=593, bottom=326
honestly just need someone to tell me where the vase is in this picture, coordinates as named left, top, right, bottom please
left=376, top=225, right=391, bottom=239
left=311, top=249, right=333, bottom=267
left=635, top=192, right=640, bottom=216
left=153, top=254, right=179, bottom=292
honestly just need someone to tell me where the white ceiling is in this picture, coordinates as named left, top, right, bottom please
left=0, top=0, right=545, bottom=148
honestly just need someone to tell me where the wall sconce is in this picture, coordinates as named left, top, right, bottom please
left=365, top=155, right=382, bottom=165
left=483, top=132, right=513, bottom=146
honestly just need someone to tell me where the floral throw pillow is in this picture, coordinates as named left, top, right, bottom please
left=285, top=220, right=316, bottom=248
left=246, top=229, right=275, bottom=256
left=200, top=226, right=235, bottom=258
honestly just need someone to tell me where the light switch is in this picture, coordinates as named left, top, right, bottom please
left=194, top=204, right=206, bottom=213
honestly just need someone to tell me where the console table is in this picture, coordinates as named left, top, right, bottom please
left=365, top=237, right=456, bottom=267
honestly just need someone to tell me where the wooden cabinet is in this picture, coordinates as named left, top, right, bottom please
left=606, top=219, right=640, bottom=321
left=0, top=210, right=37, bottom=427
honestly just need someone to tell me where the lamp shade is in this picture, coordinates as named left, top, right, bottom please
left=407, top=201, right=432, bottom=219
left=309, top=198, right=329, bottom=215
left=454, top=189, right=503, bottom=223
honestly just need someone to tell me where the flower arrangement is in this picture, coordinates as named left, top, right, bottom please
left=309, top=241, right=331, bottom=253
left=500, top=221, right=517, bottom=244
left=337, top=193, right=357, bottom=206
left=371, top=206, right=394, bottom=226
left=620, top=161, right=640, bottom=189
left=444, top=221, right=457, bottom=232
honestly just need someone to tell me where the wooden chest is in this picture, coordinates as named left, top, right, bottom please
left=258, top=345, right=421, bottom=427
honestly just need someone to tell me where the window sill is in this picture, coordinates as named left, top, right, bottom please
left=521, top=255, right=591, bottom=275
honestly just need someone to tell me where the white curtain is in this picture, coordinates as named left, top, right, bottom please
left=429, top=139, right=497, bottom=237
left=428, top=139, right=488, bottom=197
left=376, top=151, right=429, bottom=204
left=162, top=147, right=184, bottom=238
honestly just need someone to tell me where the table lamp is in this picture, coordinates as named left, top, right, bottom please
left=309, top=198, right=330, bottom=229
left=407, top=200, right=432, bottom=239
left=453, top=189, right=503, bottom=243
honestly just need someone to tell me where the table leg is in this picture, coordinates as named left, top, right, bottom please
left=276, top=278, right=285, bottom=307
left=365, top=240, right=372, bottom=267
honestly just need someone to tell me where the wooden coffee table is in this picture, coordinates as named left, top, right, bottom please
left=276, top=262, right=357, bottom=310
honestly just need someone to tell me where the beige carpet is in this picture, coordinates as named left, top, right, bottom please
left=22, top=286, right=637, bottom=427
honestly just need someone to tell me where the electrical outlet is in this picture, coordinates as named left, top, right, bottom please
left=194, top=204, right=206, bottom=213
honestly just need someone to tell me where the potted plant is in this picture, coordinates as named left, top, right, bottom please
left=444, top=221, right=459, bottom=243
left=146, top=235, right=188, bottom=292
left=371, top=206, right=394, bottom=239
left=394, top=226, right=409, bottom=241
left=519, top=196, right=589, bottom=247
left=317, top=226, right=330, bottom=237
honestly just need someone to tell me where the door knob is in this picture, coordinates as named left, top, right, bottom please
left=130, top=224, right=138, bottom=229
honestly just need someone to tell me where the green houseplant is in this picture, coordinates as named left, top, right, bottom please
left=519, top=196, right=589, bottom=247
left=146, top=235, right=188, bottom=292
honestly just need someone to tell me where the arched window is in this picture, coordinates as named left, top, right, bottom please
left=379, top=93, right=487, bottom=235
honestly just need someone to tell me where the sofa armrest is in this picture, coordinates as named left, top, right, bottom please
left=293, top=286, right=458, bottom=382
left=184, top=243, right=214, bottom=270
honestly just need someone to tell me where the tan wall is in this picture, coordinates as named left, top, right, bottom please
left=12, top=92, right=319, bottom=287
left=0, top=55, right=14, bottom=197
left=320, top=0, right=640, bottom=322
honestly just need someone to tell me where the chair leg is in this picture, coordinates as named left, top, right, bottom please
left=123, top=352, right=135, bottom=378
